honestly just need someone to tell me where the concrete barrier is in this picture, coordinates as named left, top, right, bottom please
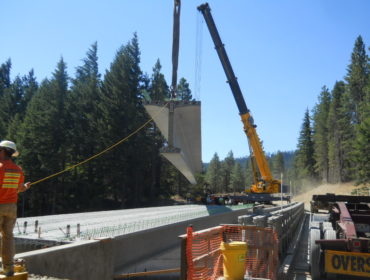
left=277, top=213, right=307, bottom=279
left=235, top=203, right=305, bottom=279
left=238, top=214, right=254, bottom=225
left=15, top=206, right=253, bottom=280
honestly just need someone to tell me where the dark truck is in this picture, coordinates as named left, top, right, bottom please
left=309, top=194, right=370, bottom=279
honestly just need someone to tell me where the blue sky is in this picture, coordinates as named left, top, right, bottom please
left=1, top=0, right=370, bottom=162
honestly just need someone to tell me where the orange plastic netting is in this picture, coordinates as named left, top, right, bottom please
left=186, top=225, right=279, bottom=280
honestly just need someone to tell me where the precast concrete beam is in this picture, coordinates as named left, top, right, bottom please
left=144, top=102, right=170, bottom=139
left=144, top=101, right=202, bottom=184
left=161, top=147, right=196, bottom=184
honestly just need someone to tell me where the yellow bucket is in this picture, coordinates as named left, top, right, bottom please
left=220, top=241, right=247, bottom=280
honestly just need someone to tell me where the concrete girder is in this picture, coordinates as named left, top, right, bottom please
left=144, top=101, right=202, bottom=184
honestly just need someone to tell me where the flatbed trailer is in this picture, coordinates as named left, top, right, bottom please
left=309, top=194, right=370, bottom=279
left=207, top=193, right=291, bottom=204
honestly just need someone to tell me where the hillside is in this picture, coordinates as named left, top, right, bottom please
left=292, top=182, right=358, bottom=210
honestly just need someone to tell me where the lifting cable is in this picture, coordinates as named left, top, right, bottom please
left=30, top=102, right=170, bottom=186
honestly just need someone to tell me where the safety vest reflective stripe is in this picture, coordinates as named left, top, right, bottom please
left=4, top=172, right=21, bottom=178
left=2, top=172, right=21, bottom=188
left=2, top=184, right=18, bottom=188
left=4, top=178, right=19, bottom=182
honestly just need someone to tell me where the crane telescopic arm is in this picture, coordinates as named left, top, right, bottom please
left=171, top=0, right=181, bottom=99
left=197, top=3, right=248, bottom=115
left=197, top=3, right=280, bottom=193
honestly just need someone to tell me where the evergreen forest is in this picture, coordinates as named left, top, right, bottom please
left=294, top=35, right=370, bottom=191
left=1, top=35, right=369, bottom=216
left=1, top=36, right=193, bottom=216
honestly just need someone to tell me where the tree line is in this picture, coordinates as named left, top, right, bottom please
left=295, top=35, right=370, bottom=190
left=0, top=34, right=193, bottom=216
left=199, top=150, right=294, bottom=195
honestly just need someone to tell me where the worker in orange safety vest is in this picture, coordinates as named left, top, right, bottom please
left=0, top=140, right=30, bottom=276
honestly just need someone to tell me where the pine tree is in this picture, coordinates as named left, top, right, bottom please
left=354, top=48, right=370, bottom=184
left=327, top=81, right=346, bottom=183
left=205, top=153, right=223, bottom=193
left=99, top=35, right=151, bottom=208
left=326, top=81, right=356, bottom=183
left=177, top=77, right=193, bottom=101
left=21, top=70, right=38, bottom=110
left=18, top=81, right=59, bottom=215
left=272, top=151, right=285, bottom=179
left=0, top=60, right=13, bottom=137
left=5, top=72, right=38, bottom=139
left=66, top=42, right=103, bottom=211
left=49, top=58, right=70, bottom=213
left=18, top=58, right=70, bottom=215
left=354, top=46, right=370, bottom=184
left=338, top=90, right=357, bottom=181
left=364, top=46, right=370, bottom=118
left=312, top=86, right=331, bottom=183
left=220, top=151, right=235, bottom=192
left=345, top=36, right=369, bottom=124
left=149, top=59, right=169, bottom=101
left=0, top=81, right=19, bottom=138
left=354, top=117, right=370, bottom=184
left=229, top=162, right=245, bottom=193
left=295, top=109, right=316, bottom=179
left=0, top=59, right=11, bottom=94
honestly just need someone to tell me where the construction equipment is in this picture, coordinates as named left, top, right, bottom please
left=309, top=194, right=370, bottom=280
left=197, top=3, right=286, bottom=200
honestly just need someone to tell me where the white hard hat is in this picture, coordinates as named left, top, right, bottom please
left=0, top=140, right=19, bottom=157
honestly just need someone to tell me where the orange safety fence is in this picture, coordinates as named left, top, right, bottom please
left=185, top=225, right=279, bottom=280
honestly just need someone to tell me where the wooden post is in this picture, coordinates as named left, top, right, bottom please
left=180, top=236, right=187, bottom=280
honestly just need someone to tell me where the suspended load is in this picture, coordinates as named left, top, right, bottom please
left=144, top=100, right=202, bottom=184
left=145, top=0, right=202, bottom=184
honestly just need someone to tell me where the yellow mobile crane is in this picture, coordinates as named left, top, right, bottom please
left=198, top=3, right=287, bottom=201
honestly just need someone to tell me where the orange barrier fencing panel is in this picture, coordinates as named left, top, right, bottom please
left=185, top=225, right=279, bottom=280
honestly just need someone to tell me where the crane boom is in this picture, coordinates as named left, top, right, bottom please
left=197, top=4, right=248, bottom=115
left=198, top=3, right=280, bottom=194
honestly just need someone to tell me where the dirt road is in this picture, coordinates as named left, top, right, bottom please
left=292, top=182, right=357, bottom=210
